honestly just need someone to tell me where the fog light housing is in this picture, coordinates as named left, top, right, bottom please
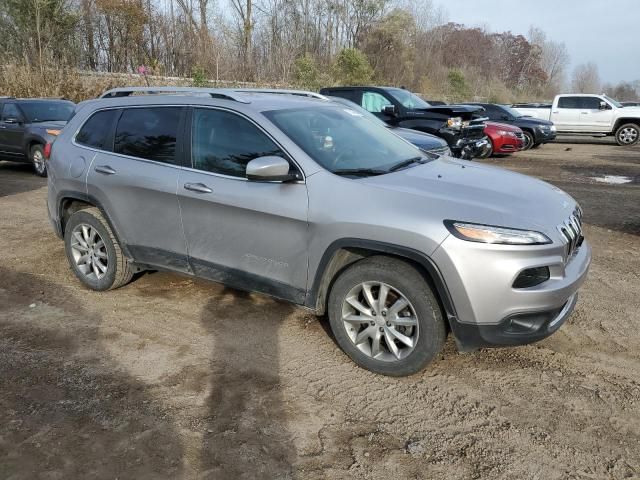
left=513, top=266, right=550, bottom=288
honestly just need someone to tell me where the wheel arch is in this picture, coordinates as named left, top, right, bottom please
left=613, top=118, right=640, bottom=132
left=307, top=239, right=457, bottom=326
left=56, top=191, right=132, bottom=259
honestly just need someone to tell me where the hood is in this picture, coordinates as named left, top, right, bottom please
left=29, top=120, right=68, bottom=129
left=515, top=116, right=554, bottom=127
left=392, top=127, right=448, bottom=150
left=485, top=121, right=521, bottom=132
left=359, top=157, right=577, bottom=234
left=619, top=106, right=640, bottom=113
left=409, top=104, right=484, bottom=120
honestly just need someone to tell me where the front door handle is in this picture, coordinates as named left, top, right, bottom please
left=184, top=182, right=212, bottom=194
left=95, top=165, right=116, bottom=175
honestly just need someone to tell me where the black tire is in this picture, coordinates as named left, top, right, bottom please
left=64, top=207, right=134, bottom=291
left=327, top=256, right=446, bottom=376
left=615, top=123, right=640, bottom=146
left=31, top=144, right=47, bottom=177
left=477, top=138, right=494, bottom=159
left=522, top=131, right=535, bottom=150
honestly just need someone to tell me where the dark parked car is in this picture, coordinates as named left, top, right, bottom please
left=467, top=103, right=556, bottom=150
left=0, top=97, right=75, bottom=176
left=319, top=87, right=488, bottom=159
left=621, top=101, right=640, bottom=107
left=328, top=95, right=450, bottom=156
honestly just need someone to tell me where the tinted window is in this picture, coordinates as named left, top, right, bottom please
left=20, top=101, right=74, bottom=122
left=114, top=107, right=181, bottom=164
left=1, top=103, right=22, bottom=121
left=579, top=97, right=603, bottom=109
left=76, top=109, right=118, bottom=150
left=192, top=108, right=284, bottom=177
left=557, top=97, right=580, bottom=109
left=361, top=92, right=393, bottom=113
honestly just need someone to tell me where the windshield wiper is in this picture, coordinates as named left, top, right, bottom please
left=388, top=156, right=425, bottom=172
left=332, top=168, right=387, bottom=177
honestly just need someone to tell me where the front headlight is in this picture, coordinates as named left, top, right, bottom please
left=497, top=130, right=517, bottom=137
left=550, top=125, right=557, bottom=132
left=444, top=221, right=551, bottom=245
left=447, top=117, right=463, bottom=129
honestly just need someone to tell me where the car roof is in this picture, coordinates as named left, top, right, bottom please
left=85, top=88, right=335, bottom=115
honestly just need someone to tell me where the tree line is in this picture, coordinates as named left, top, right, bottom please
left=0, top=0, right=638, bottom=102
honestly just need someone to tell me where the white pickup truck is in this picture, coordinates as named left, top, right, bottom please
left=513, top=94, right=640, bottom=146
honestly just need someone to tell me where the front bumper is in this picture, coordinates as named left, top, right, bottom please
left=535, top=128, right=557, bottom=144
left=432, top=236, right=591, bottom=351
left=455, top=137, right=491, bottom=159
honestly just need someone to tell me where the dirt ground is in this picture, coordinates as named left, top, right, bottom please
left=1, top=137, right=639, bottom=480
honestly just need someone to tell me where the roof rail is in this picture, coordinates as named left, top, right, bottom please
left=99, top=86, right=251, bottom=103
left=232, top=88, right=329, bottom=100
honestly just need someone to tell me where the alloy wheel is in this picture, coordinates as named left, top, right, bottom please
left=33, top=148, right=46, bottom=175
left=618, top=127, right=639, bottom=145
left=70, top=223, right=108, bottom=280
left=341, top=281, right=419, bottom=362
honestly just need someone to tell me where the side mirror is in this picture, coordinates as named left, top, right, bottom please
left=3, top=117, right=22, bottom=124
left=382, top=105, right=397, bottom=116
left=246, top=156, right=297, bottom=182
left=599, top=101, right=608, bottom=110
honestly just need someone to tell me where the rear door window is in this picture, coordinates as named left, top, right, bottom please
left=1, top=103, right=22, bottom=122
left=114, top=107, right=182, bottom=164
left=557, top=97, right=580, bottom=109
left=76, top=109, right=118, bottom=150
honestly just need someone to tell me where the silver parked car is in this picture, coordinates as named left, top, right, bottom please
left=47, top=87, right=591, bottom=376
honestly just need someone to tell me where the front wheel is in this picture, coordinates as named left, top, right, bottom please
left=477, top=138, right=494, bottom=159
left=31, top=144, right=47, bottom=177
left=615, top=123, right=639, bottom=146
left=327, top=256, right=446, bottom=376
left=522, top=131, right=535, bottom=150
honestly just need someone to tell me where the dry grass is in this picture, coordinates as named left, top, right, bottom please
left=0, top=64, right=294, bottom=102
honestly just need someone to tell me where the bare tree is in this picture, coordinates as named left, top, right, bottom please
left=572, top=62, right=601, bottom=93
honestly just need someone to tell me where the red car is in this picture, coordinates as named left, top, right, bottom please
left=478, top=121, right=524, bottom=158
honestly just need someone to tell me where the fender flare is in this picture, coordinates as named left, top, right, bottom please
left=306, top=238, right=458, bottom=323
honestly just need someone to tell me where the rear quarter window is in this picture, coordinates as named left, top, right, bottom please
left=557, top=97, right=580, bottom=109
left=76, top=109, right=118, bottom=150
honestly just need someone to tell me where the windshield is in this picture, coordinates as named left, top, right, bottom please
left=19, top=101, right=74, bottom=123
left=385, top=89, right=431, bottom=109
left=499, top=105, right=523, bottom=118
left=603, top=95, right=622, bottom=108
left=264, top=106, right=429, bottom=176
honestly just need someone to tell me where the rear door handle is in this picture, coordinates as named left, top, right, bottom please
left=184, top=182, right=212, bottom=194
left=95, top=165, right=116, bottom=175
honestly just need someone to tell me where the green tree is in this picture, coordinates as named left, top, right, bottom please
left=447, top=69, right=470, bottom=102
left=293, top=54, right=319, bottom=90
left=333, top=48, right=373, bottom=86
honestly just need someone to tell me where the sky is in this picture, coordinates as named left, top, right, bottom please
left=433, top=0, right=640, bottom=84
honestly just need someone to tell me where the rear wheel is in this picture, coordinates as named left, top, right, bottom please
left=327, top=256, right=446, bottom=376
left=522, top=131, right=535, bottom=150
left=31, top=144, right=47, bottom=177
left=615, top=123, right=639, bottom=146
left=64, top=207, right=134, bottom=291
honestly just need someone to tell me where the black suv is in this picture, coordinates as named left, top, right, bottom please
left=467, top=103, right=556, bottom=150
left=319, top=87, right=488, bottom=159
left=0, top=98, right=75, bottom=176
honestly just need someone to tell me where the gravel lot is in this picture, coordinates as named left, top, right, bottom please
left=1, top=138, right=639, bottom=479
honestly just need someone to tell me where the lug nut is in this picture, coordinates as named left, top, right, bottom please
left=381, top=310, right=387, bottom=316
left=379, top=327, right=384, bottom=332
left=370, top=321, right=375, bottom=326
left=386, top=322, right=391, bottom=327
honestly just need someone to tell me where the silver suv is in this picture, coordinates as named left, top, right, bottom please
left=47, top=87, right=591, bottom=376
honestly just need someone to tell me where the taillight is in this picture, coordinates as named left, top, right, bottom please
left=44, top=142, right=52, bottom=160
